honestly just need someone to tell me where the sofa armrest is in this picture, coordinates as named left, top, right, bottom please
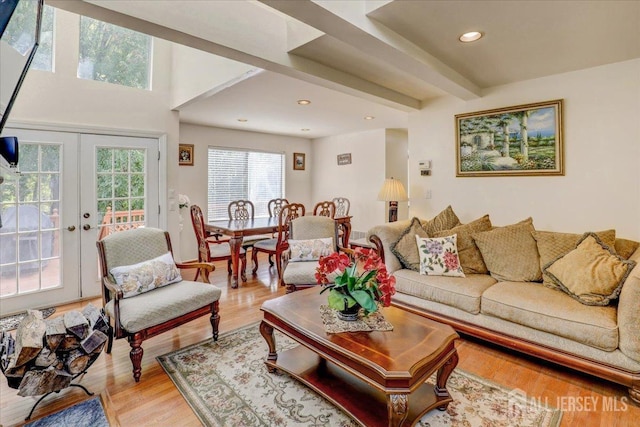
left=366, top=219, right=411, bottom=273
left=618, top=246, right=640, bottom=363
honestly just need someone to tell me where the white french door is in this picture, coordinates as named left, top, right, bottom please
left=0, top=128, right=159, bottom=315
left=79, top=134, right=159, bottom=299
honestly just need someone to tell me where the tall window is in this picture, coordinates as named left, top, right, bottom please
left=2, top=3, right=55, bottom=71
left=207, top=148, right=284, bottom=220
left=78, top=16, right=152, bottom=90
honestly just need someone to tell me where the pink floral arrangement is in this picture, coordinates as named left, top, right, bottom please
left=315, top=248, right=396, bottom=315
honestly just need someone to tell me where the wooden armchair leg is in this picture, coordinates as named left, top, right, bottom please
left=210, top=300, right=220, bottom=341
left=128, top=336, right=144, bottom=383
left=106, top=324, right=114, bottom=354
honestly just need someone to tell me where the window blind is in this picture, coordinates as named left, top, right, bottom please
left=207, top=148, right=284, bottom=220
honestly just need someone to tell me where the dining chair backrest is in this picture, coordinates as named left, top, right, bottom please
left=276, top=202, right=306, bottom=247
left=190, top=204, right=211, bottom=263
left=268, top=198, right=289, bottom=218
left=313, top=200, right=336, bottom=218
left=332, top=197, right=350, bottom=217
left=228, top=200, right=255, bottom=220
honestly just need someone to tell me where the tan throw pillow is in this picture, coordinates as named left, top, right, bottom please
left=432, top=215, right=492, bottom=274
left=420, top=205, right=461, bottom=236
left=532, top=229, right=616, bottom=289
left=391, top=217, right=429, bottom=271
left=415, top=235, right=465, bottom=277
left=544, top=233, right=636, bottom=306
left=615, top=238, right=640, bottom=260
left=472, top=218, right=542, bottom=282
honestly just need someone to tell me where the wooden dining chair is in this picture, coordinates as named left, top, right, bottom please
left=191, top=204, right=246, bottom=281
left=332, top=197, right=350, bottom=218
left=252, top=202, right=305, bottom=282
left=228, top=199, right=271, bottom=273
left=268, top=198, right=289, bottom=219
left=313, top=200, right=336, bottom=218
left=247, top=198, right=290, bottom=273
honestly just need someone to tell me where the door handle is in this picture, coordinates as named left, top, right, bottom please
left=67, top=225, right=76, bottom=232
left=83, top=224, right=92, bottom=231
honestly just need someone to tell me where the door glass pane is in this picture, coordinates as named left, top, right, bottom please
left=96, top=147, right=147, bottom=240
left=0, top=143, right=62, bottom=298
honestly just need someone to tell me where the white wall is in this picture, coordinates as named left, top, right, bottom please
left=171, top=44, right=255, bottom=108
left=177, top=123, right=312, bottom=259
left=311, top=129, right=387, bottom=234
left=409, top=59, right=640, bottom=240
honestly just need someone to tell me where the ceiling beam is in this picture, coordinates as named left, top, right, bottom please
left=261, top=0, right=481, bottom=101
left=48, top=0, right=420, bottom=111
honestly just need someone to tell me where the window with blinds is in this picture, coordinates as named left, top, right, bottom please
left=207, top=148, right=285, bottom=220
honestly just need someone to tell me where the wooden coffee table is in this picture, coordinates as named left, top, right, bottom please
left=259, top=288, right=460, bottom=427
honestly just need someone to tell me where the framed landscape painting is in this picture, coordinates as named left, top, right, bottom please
left=455, top=99, right=564, bottom=177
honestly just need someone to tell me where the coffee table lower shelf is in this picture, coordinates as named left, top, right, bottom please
left=265, top=345, right=452, bottom=427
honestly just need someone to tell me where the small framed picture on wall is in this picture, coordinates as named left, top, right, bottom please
left=179, top=144, right=194, bottom=166
left=293, top=152, right=305, bottom=170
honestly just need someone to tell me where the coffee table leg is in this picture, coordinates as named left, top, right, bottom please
left=259, top=321, right=278, bottom=373
left=435, top=349, right=459, bottom=410
left=387, top=394, right=408, bottom=427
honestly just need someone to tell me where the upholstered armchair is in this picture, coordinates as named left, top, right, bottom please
left=96, top=227, right=221, bottom=382
left=281, top=215, right=340, bottom=293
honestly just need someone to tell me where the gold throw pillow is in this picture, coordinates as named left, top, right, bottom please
left=432, top=215, right=491, bottom=274
left=544, top=233, right=636, bottom=306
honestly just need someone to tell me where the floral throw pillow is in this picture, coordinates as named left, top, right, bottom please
left=415, top=234, right=465, bottom=277
left=289, top=238, right=334, bottom=262
left=110, top=252, right=182, bottom=298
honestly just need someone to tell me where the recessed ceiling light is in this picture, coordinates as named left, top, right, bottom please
left=237, top=118, right=248, bottom=122
left=459, top=31, right=482, bottom=43
left=364, top=116, right=375, bottom=120
left=297, top=100, right=311, bottom=105
left=301, top=128, right=310, bottom=132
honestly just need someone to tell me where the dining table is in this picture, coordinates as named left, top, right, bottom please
left=205, top=216, right=352, bottom=288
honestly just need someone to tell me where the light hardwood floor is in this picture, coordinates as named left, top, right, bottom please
left=1, top=253, right=638, bottom=426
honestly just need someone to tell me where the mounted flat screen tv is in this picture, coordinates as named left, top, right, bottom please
left=0, top=0, right=43, bottom=167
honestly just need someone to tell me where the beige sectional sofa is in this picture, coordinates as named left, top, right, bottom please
left=367, top=209, right=640, bottom=403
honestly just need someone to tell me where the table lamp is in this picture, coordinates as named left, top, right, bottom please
left=377, top=177, right=408, bottom=222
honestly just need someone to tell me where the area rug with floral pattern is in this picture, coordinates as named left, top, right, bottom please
left=157, top=323, right=562, bottom=427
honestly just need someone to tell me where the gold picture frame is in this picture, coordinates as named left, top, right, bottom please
left=179, top=144, right=194, bottom=166
left=455, top=99, right=564, bottom=177
left=293, top=152, right=305, bottom=170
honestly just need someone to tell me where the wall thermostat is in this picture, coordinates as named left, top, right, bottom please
left=419, top=160, right=432, bottom=176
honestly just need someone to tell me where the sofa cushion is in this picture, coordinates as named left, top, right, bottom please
left=420, top=205, right=461, bottom=236
left=391, top=217, right=429, bottom=271
left=367, top=219, right=413, bottom=273
left=544, top=233, right=636, bottom=306
left=415, top=234, right=465, bottom=277
left=432, top=215, right=491, bottom=274
left=614, top=238, right=640, bottom=260
left=532, top=229, right=616, bottom=290
left=481, top=281, right=618, bottom=351
left=393, top=269, right=497, bottom=314
left=105, top=280, right=221, bottom=333
left=618, top=248, right=640, bottom=362
left=473, top=218, right=542, bottom=282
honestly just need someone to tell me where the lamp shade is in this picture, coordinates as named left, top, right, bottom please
left=377, top=178, right=408, bottom=202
